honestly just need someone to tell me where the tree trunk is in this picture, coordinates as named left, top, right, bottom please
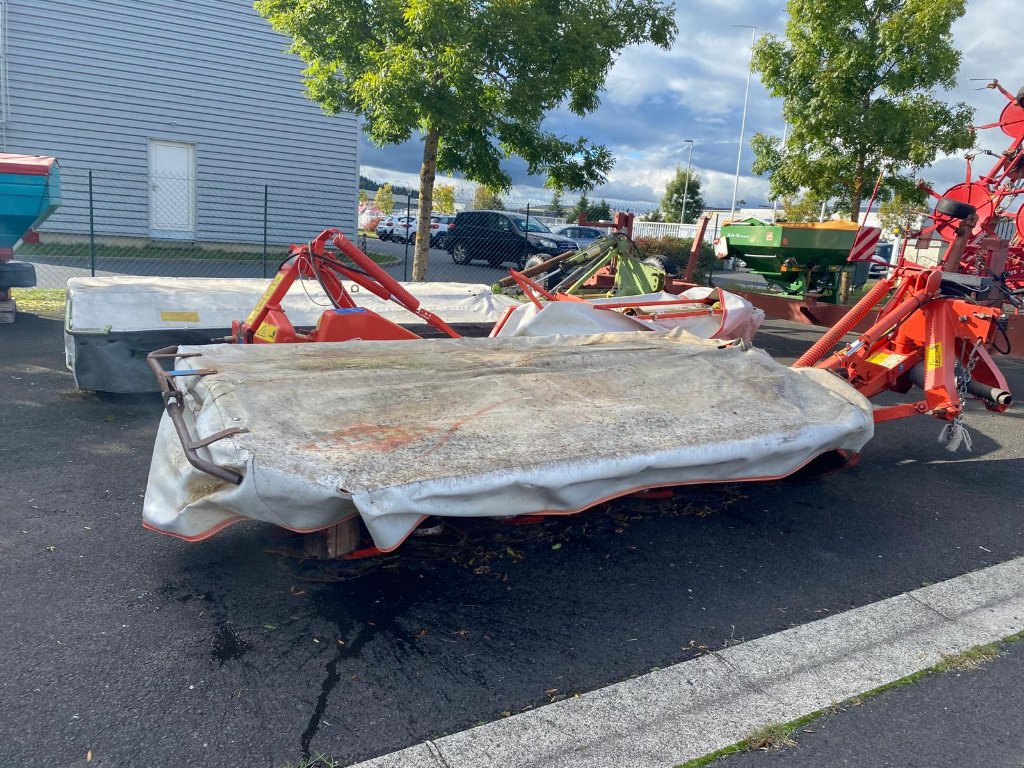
left=849, top=154, right=865, bottom=223
left=412, top=128, right=439, bottom=282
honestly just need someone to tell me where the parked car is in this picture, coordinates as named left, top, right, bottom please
left=445, top=210, right=578, bottom=268
left=375, top=216, right=396, bottom=241
left=869, top=243, right=894, bottom=278
left=392, top=216, right=417, bottom=243
left=551, top=224, right=606, bottom=250
left=429, top=214, right=457, bottom=247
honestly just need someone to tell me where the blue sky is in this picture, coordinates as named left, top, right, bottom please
left=359, top=0, right=1020, bottom=211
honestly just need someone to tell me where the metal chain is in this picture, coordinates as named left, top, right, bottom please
left=942, top=338, right=983, bottom=451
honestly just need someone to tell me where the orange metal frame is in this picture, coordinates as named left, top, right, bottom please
left=232, top=228, right=461, bottom=344
left=793, top=224, right=1012, bottom=424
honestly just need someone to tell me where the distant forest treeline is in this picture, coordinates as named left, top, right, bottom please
left=359, top=175, right=419, bottom=199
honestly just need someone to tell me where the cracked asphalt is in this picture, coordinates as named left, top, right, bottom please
left=2, top=311, right=1023, bottom=767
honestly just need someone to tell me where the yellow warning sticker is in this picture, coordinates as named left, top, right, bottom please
left=245, top=273, right=284, bottom=326
left=926, top=342, right=943, bottom=371
left=254, top=322, right=279, bottom=342
left=160, top=311, right=200, bottom=323
left=867, top=351, right=904, bottom=369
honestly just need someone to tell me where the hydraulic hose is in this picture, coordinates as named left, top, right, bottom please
left=792, top=277, right=895, bottom=368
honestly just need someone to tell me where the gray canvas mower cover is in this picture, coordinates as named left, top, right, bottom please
left=143, top=331, right=873, bottom=551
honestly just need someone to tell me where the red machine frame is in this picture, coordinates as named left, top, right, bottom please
left=796, top=216, right=1013, bottom=426
left=915, top=80, right=1024, bottom=289
left=232, top=227, right=460, bottom=344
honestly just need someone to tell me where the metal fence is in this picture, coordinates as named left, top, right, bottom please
left=23, top=174, right=724, bottom=290
left=356, top=190, right=725, bottom=285
left=25, top=168, right=356, bottom=289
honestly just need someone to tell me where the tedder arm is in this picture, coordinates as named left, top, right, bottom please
left=794, top=213, right=1013, bottom=432
left=233, top=228, right=460, bottom=344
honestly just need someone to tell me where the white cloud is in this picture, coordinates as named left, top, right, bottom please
left=361, top=0, right=1019, bottom=212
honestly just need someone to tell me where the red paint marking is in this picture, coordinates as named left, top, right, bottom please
left=415, top=401, right=504, bottom=459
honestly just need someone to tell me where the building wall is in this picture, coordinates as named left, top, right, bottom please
left=1, top=0, right=358, bottom=244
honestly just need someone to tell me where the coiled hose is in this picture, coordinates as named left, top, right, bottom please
left=792, top=277, right=895, bottom=368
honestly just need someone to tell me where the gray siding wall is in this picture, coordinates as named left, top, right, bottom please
left=2, top=0, right=358, bottom=244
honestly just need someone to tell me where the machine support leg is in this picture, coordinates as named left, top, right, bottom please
left=303, top=517, right=362, bottom=559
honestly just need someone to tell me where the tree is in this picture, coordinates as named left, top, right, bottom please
left=374, top=183, right=394, bottom=215
left=641, top=208, right=664, bottom=222
left=781, top=194, right=828, bottom=223
left=569, top=193, right=591, bottom=223
left=256, top=0, right=676, bottom=280
left=358, top=189, right=368, bottom=206
left=549, top=186, right=566, bottom=218
left=434, top=184, right=456, bottom=214
left=749, top=0, right=974, bottom=222
left=878, top=190, right=927, bottom=235
left=591, top=199, right=612, bottom=221
left=661, top=168, right=705, bottom=223
left=472, top=185, right=505, bottom=210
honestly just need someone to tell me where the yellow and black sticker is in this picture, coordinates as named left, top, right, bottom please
left=867, top=351, right=904, bottom=369
left=926, top=342, right=943, bottom=371
left=159, top=310, right=200, bottom=323
left=254, top=322, right=279, bottom=342
left=245, top=273, right=285, bottom=326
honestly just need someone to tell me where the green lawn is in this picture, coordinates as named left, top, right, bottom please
left=11, top=288, right=66, bottom=317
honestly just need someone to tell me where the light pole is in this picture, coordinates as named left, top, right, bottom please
left=679, top=139, right=694, bottom=225
left=730, top=25, right=757, bottom=221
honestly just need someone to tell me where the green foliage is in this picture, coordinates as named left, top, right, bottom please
left=569, top=192, right=591, bottom=223
left=878, top=190, right=927, bottom=235
left=781, top=194, right=828, bottom=222
left=358, top=189, right=368, bottom=205
left=472, top=185, right=505, bottom=210
left=434, top=184, right=456, bottom=214
left=256, top=0, right=676, bottom=192
left=642, top=208, right=664, bottom=222
left=750, top=0, right=975, bottom=220
left=374, top=183, right=394, bottom=215
left=661, top=168, right=705, bottom=223
left=360, top=175, right=418, bottom=198
left=549, top=187, right=566, bottom=218
left=631, top=236, right=714, bottom=283
left=568, top=193, right=611, bottom=222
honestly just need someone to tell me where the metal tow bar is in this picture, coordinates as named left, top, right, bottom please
left=147, top=346, right=245, bottom=485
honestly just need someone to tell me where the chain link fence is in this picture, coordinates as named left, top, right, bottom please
left=357, top=188, right=728, bottom=286
left=22, top=168, right=357, bottom=289
left=21, top=171, right=730, bottom=292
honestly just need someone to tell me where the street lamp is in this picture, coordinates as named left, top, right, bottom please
left=679, top=139, right=694, bottom=225
left=730, top=25, right=757, bottom=221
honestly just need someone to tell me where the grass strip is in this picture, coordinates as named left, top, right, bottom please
left=11, top=288, right=66, bottom=317
left=677, top=630, right=1024, bottom=767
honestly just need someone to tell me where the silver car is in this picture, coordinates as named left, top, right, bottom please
left=551, top=225, right=607, bottom=250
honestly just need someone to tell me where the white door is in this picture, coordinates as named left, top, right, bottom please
left=149, top=140, right=196, bottom=239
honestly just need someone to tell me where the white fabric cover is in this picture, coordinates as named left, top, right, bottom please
left=493, top=288, right=764, bottom=343
left=143, top=332, right=873, bottom=551
left=65, top=276, right=517, bottom=333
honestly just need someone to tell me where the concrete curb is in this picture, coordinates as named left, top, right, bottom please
left=349, top=556, right=1024, bottom=768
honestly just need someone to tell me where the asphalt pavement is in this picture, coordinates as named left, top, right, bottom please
left=718, top=638, right=1024, bottom=768
left=2, top=311, right=1023, bottom=767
